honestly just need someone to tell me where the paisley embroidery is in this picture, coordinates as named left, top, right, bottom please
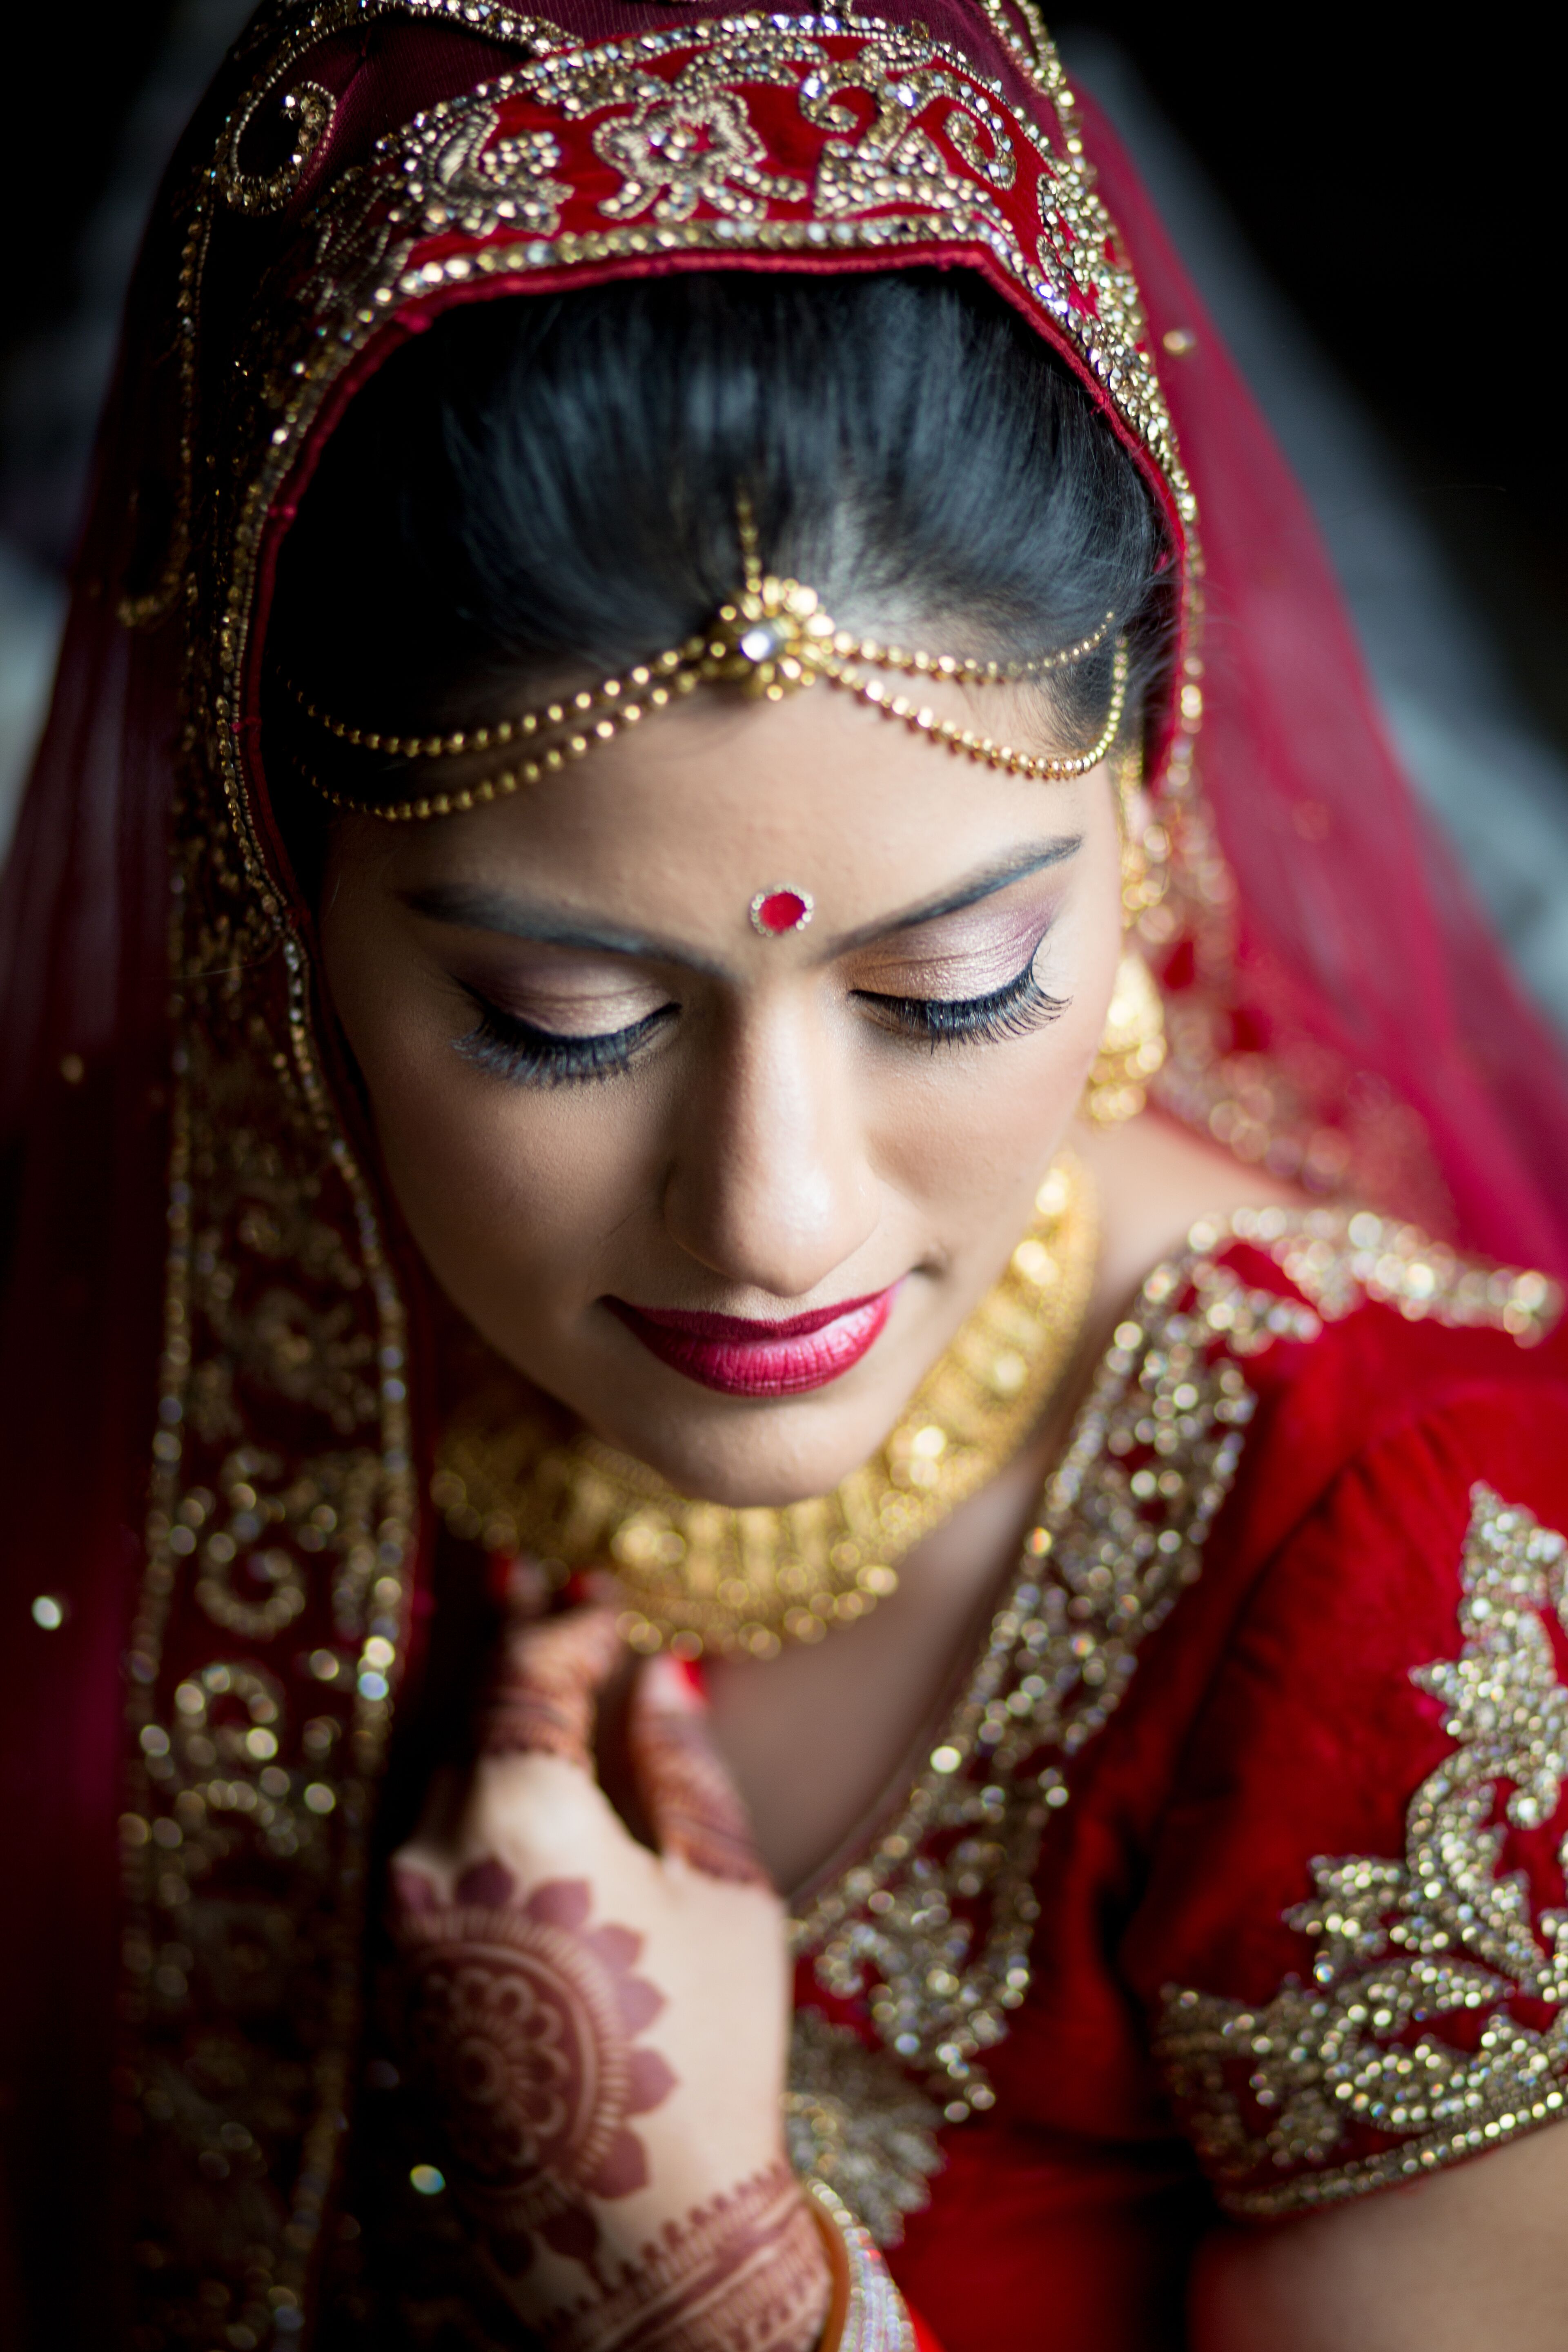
left=1159, top=1483, right=1568, bottom=2214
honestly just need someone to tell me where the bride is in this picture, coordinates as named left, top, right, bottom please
left=5, top=4, right=1568, bottom=2347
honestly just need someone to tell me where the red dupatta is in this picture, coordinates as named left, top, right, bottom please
left=4, top=2, right=1568, bottom=2341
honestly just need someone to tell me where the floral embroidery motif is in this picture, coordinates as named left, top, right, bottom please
left=424, top=110, right=571, bottom=239
left=595, top=80, right=807, bottom=223
left=1159, top=1483, right=1568, bottom=2214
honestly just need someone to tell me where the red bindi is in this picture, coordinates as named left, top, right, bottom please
left=749, top=886, right=814, bottom=938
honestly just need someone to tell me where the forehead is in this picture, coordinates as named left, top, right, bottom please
left=353, top=674, right=1098, bottom=913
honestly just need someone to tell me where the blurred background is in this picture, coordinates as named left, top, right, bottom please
left=3, top=4, right=1565, bottom=1025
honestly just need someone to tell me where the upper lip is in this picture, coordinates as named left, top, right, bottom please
left=608, top=1290, right=891, bottom=1343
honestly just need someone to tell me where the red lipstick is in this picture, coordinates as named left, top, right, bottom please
left=606, top=1286, right=897, bottom=1396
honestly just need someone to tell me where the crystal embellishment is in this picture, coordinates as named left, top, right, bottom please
left=751, top=887, right=814, bottom=936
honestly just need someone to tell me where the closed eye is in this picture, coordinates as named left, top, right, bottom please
left=854, top=942, right=1067, bottom=1047
left=454, top=987, right=676, bottom=1087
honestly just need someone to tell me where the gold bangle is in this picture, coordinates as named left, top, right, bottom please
left=805, top=2179, right=915, bottom=2352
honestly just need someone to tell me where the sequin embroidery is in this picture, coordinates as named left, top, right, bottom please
left=1159, top=1483, right=1568, bottom=2214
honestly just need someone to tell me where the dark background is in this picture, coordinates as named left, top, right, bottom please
left=3, top=5, right=1564, bottom=754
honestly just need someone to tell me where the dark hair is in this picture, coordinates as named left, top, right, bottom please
left=263, top=267, right=1172, bottom=847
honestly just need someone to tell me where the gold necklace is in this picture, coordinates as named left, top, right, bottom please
left=434, top=1152, right=1098, bottom=1660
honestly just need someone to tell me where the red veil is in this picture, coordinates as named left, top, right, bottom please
left=4, top=2, right=1567, bottom=2340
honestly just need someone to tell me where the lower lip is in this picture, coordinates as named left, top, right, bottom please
left=606, top=1287, right=898, bottom=1396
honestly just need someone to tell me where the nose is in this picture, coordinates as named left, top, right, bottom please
left=661, top=997, right=879, bottom=1302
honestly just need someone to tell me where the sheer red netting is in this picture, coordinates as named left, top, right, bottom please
left=3, top=2, right=1567, bottom=2338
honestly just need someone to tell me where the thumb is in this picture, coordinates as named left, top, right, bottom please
left=629, top=1655, right=771, bottom=1889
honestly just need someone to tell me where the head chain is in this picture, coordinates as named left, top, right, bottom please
left=283, top=500, right=1125, bottom=820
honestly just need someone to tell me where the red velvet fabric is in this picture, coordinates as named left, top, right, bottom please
left=866, top=1251, right=1568, bottom=2348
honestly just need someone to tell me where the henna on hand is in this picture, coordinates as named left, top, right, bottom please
left=629, top=1656, right=770, bottom=1889
left=392, top=1860, right=676, bottom=2277
left=479, top=1605, right=624, bottom=1767
left=547, top=2158, right=831, bottom=2352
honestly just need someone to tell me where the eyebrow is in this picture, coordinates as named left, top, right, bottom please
left=401, top=837, right=1082, bottom=972
left=823, top=838, right=1083, bottom=955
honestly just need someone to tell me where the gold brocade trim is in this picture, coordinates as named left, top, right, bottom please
left=126, top=2, right=1195, bottom=643
left=790, top=1212, right=1559, bottom=2123
left=1158, top=1484, right=1568, bottom=2217
left=123, top=843, right=417, bottom=2337
left=434, top=1153, right=1097, bottom=1659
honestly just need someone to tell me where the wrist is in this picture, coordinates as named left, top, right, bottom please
left=539, top=2158, right=831, bottom=2352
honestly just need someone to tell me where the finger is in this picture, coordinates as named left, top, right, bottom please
left=477, top=1604, right=624, bottom=1768
left=628, top=1655, right=770, bottom=1888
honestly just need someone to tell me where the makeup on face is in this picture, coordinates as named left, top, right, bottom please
left=604, top=1285, right=899, bottom=1396
left=410, top=838, right=1082, bottom=1047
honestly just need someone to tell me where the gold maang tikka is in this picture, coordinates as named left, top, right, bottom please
left=287, top=496, right=1129, bottom=821
left=433, top=1152, right=1098, bottom=1660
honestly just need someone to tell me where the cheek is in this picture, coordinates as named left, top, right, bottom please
left=333, top=957, right=657, bottom=1318
left=867, top=895, right=1118, bottom=1205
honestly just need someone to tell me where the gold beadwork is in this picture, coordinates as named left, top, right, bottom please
left=434, top=1152, right=1098, bottom=1659
left=785, top=2011, right=943, bottom=2251
left=287, top=600, right=1126, bottom=821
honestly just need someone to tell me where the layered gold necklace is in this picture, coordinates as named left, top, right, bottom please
left=434, top=1152, right=1098, bottom=1659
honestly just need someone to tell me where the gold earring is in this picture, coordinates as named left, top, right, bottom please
left=1084, top=948, right=1166, bottom=1125
left=1083, top=747, right=1168, bottom=1126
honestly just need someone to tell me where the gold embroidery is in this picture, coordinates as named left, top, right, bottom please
left=790, top=1243, right=1298, bottom=2120
left=595, top=79, right=808, bottom=222
left=221, top=78, right=337, bottom=214
left=122, top=817, right=416, bottom=2333
left=1158, top=1483, right=1568, bottom=2215
left=1229, top=1203, right=1558, bottom=1343
left=793, top=1214, right=1557, bottom=2129
left=401, top=103, right=572, bottom=240
left=784, top=2011, right=944, bottom=2251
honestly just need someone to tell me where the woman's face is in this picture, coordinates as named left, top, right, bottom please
left=318, top=679, right=1124, bottom=1505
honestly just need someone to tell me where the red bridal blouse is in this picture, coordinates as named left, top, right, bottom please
left=775, top=1207, right=1568, bottom=2352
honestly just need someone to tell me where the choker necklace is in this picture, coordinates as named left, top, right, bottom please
left=434, top=1153, right=1098, bottom=1660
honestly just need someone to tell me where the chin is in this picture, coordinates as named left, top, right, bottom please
left=574, top=1379, right=906, bottom=1509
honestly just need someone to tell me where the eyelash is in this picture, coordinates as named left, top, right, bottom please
left=455, top=946, right=1065, bottom=1088
left=455, top=993, right=675, bottom=1088
left=854, top=947, right=1067, bottom=1050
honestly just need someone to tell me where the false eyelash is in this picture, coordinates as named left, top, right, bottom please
left=454, top=990, right=675, bottom=1087
left=857, top=944, right=1067, bottom=1049
left=455, top=945, right=1066, bottom=1091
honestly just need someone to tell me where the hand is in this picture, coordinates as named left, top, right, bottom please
left=388, top=1607, right=831, bottom=2351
